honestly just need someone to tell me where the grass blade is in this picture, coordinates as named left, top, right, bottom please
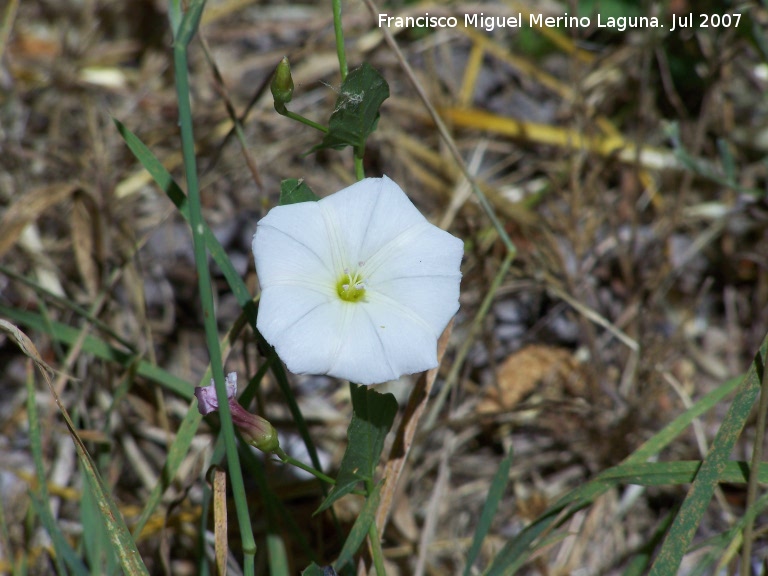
left=113, top=118, right=327, bottom=484
left=8, top=323, right=149, bottom=574
left=25, top=368, right=82, bottom=576
left=0, top=305, right=192, bottom=399
left=463, top=446, right=513, bottom=576
left=483, top=369, right=745, bottom=575
left=649, top=333, right=767, bottom=575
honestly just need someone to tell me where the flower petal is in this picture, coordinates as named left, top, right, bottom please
left=329, top=298, right=439, bottom=384
left=194, top=372, right=237, bottom=416
left=365, top=221, right=464, bottom=282
left=320, top=176, right=426, bottom=268
left=369, top=275, right=460, bottom=336
left=253, top=201, right=335, bottom=288
left=257, top=284, right=334, bottom=347
left=263, top=297, right=348, bottom=377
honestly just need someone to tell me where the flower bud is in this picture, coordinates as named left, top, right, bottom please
left=194, top=372, right=280, bottom=454
left=229, top=402, right=280, bottom=453
left=271, top=56, right=294, bottom=112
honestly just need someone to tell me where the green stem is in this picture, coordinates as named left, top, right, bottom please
left=365, top=479, right=387, bottom=575
left=354, top=155, right=365, bottom=181
left=278, top=107, right=329, bottom=133
left=332, top=0, right=348, bottom=81
left=275, top=448, right=337, bottom=485
left=171, top=5, right=256, bottom=575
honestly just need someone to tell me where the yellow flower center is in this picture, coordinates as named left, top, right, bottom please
left=336, top=267, right=366, bottom=302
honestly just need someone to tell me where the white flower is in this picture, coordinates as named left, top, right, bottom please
left=252, top=176, right=463, bottom=385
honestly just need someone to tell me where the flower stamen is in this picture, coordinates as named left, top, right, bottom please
left=337, top=268, right=366, bottom=302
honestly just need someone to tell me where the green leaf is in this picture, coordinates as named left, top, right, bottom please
left=311, top=63, right=389, bottom=156
left=280, top=179, right=320, bottom=205
left=463, top=446, right=513, bottom=576
left=316, top=384, right=398, bottom=513
left=334, top=481, right=383, bottom=570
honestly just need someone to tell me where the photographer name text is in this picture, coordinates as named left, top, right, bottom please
left=377, top=12, right=742, bottom=33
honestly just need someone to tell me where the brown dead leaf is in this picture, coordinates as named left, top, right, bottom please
left=478, top=344, right=584, bottom=414
left=0, top=183, right=78, bottom=258
left=71, top=190, right=102, bottom=297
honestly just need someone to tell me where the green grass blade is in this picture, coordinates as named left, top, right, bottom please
left=267, top=534, right=290, bottom=576
left=69, top=415, right=150, bottom=574
left=463, top=446, right=513, bottom=576
left=132, top=311, right=247, bottom=539
left=630, top=373, right=742, bottom=463
left=0, top=305, right=192, bottom=399
left=483, top=370, right=745, bottom=575
left=687, top=491, right=768, bottom=576
left=598, top=460, right=768, bottom=485
left=0, top=264, right=135, bottom=351
left=131, top=406, right=203, bottom=539
left=26, top=371, right=81, bottom=576
left=27, top=493, right=86, bottom=576
left=113, top=118, right=327, bottom=484
left=649, top=332, right=768, bottom=575
left=11, top=325, right=150, bottom=574
left=80, top=466, right=118, bottom=575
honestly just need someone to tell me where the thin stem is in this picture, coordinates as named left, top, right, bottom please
left=332, top=0, right=348, bottom=81
left=354, top=155, right=365, bottom=181
left=741, top=351, right=768, bottom=576
left=279, top=108, right=329, bottom=133
left=275, top=448, right=337, bottom=485
left=171, top=5, right=256, bottom=575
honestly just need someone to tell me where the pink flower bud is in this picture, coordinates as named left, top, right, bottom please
left=194, top=372, right=279, bottom=453
left=194, top=372, right=237, bottom=415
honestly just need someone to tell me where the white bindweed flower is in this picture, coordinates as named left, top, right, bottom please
left=252, top=176, right=463, bottom=385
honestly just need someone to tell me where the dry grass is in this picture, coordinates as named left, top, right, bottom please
left=1, top=0, right=768, bottom=574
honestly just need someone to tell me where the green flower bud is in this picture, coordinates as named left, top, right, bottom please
left=271, top=57, right=294, bottom=112
left=230, top=403, right=280, bottom=453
